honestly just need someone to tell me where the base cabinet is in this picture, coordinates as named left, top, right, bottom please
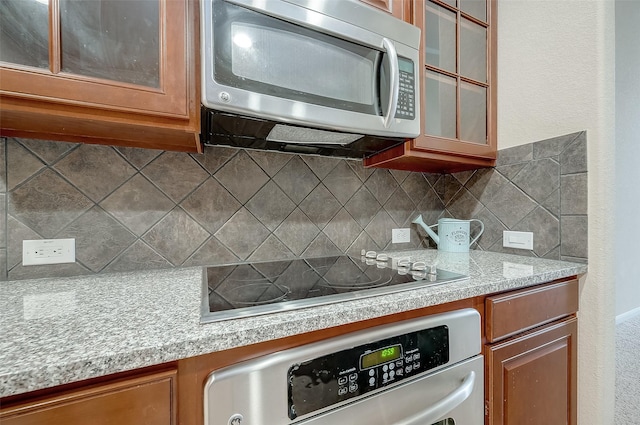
left=0, top=369, right=177, bottom=425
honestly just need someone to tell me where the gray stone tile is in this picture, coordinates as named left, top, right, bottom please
left=452, top=170, right=476, bottom=185
left=181, top=178, right=241, bottom=234
left=532, top=136, right=561, bottom=159
left=384, top=188, right=416, bottom=226
left=143, top=208, right=209, bottom=266
left=348, top=160, right=375, bottom=182
left=102, top=240, right=172, bottom=273
left=244, top=181, right=295, bottom=231
left=323, top=208, right=362, bottom=251
left=485, top=181, right=537, bottom=228
left=0, top=194, right=5, bottom=247
left=60, top=206, right=136, bottom=272
left=7, top=139, right=45, bottom=191
left=8, top=169, right=93, bottom=238
left=495, top=163, right=527, bottom=180
left=543, top=246, right=561, bottom=260
left=214, top=208, right=270, bottom=260
left=301, top=155, right=341, bottom=180
left=475, top=208, right=507, bottom=250
left=512, top=158, right=559, bottom=204
left=142, top=152, right=209, bottom=203
left=247, top=150, right=292, bottom=177
left=17, top=138, right=78, bottom=164
left=115, top=146, right=163, bottom=169
left=486, top=239, right=536, bottom=257
left=323, top=161, right=362, bottom=205
left=495, top=143, right=533, bottom=166
left=560, top=256, right=588, bottom=263
left=273, top=156, right=319, bottom=204
left=423, top=172, right=442, bottom=188
left=558, top=131, right=584, bottom=151
left=446, top=188, right=483, bottom=220
left=6, top=215, right=40, bottom=269
left=364, top=209, right=396, bottom=248
left=347, top=231, right=380, bottom=255
left=364, top=169, right=397, bottom=205
left=543, top=189, right=560, bottom=219
left=195, top=146, right=239, bottom=174
left=401, top=173, right=432, bottom=205
left=389, top=169, right=411, bottom=184
left=465, top=168, right=507, bottom=205
left=561, top=174, right=588, bottom=215
left=249, top=235, right=296, bottom=262
left=54, top=144, right=136, bottom=202
left=344, top=187, right=382, bottom=229
left=8, top=262, right=90, bottom=281
left=561, top=134, right=587, bottom=175
left=415, top=186, right=445, bottom=228
left=100, top=174, right=175, bottom=236
left=302, top=233, right=343, bottom=258
left=440, top=174, right=464, bottom=205
left=0, top=138, right=5, bottom=192
left=561, top=216, right=588, bottom=258
left=0, top=249, right=6, bottom=281
left=300, top=184, right=342, bottom=229
left=274, top=208, right=320, bottom=255
left=514, top=207, right=560, bottom=257
left=183, top=237, right=240, bottom=266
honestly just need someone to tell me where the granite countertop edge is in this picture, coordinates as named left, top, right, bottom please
left=0, top=250, right=588, bottom=398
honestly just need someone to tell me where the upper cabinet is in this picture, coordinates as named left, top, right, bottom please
left=365, top=0, right=496, bottom=173
left=0, top=0, right=200, bottom=152
left=359, top=0, right=410, bottom=19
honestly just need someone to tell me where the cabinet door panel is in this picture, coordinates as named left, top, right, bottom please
left=0, top=370, right=177, bottom=425
left=486, top=318, right=577, bottom=425
left=0, top=0, right=50, bottom=69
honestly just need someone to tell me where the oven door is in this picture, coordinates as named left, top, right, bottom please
left=201, top=0, right=420, bottom=138
left=299, top=356, right=484, bottom=425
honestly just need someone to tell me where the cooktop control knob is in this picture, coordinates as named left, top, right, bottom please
left=376, top=253, right=388, bottom=262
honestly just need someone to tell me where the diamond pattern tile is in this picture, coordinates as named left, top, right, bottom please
left=323, top=161, right=362, bottom=205
left=365, top=209, right=396, bottom=248
left=415, top=186, right=445, bottom=227
left=248, top=235, right=296, bottom=262
left=181, top=177, right=241, bottom=233
left=301, top=156, right=341, bottom=180
left=142, top=152, right=209, bottom=203
left=0, top=194, right=5, bottom=247
left=384, top=188, right=415, bottom=226
left=183, top=237, right=239, bottom=267
left=9, top=169, right=93, bottom=238
left=446, top=188, right=483, bottom=220
left=323, top=208, right=362, bottom=251
left=7, top=139, right=45, bottom=191
left=298, top=184, right=341, bottom=229
left=273, top=156, right=320, bottom=204
left=215, top=208, right=270, bottom=260
left=247, top=150, right=292, bottom=177
left=0, top=138, right=5, bottom=192
left=465, top=168, right=508, bottom=205
left=302, top=233, right=342, bottom=258
left=514, top=206, right=559, bottom=257
left=100, top=174, right=174, bottom=236
left=214, top=150, right=269, bottom=204
left=344, top=187, right=381, bottom=228
left=54, top=144, right=136, bottom=202
left=102, top=240, right=172, bottom=273
left=17, top=138, right=78, bottom=164
left=274, top=208, right=320, bottom=255
left=245, top=181, right=296, bottom=231
left=347, top=160, right=374, bottom=182
left=115, top=146, right=163, bottom=169
left=143, top=207, right=209, bottom=266
left=195, top=146, right=240, bottom=174
left=512, top=158, right=559, bottom=204
left=61, top=206, right=136, bottom=272
left=7, top=215, right=40, bottom=269
left=401, top=173, right=432, bottom=205
left=485, top=182, right=537, bottom=228
left=364, top=169, right=396, bottom=205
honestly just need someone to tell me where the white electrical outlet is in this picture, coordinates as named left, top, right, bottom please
left=23, top=239, right=76, bottom=266
left=392, top=228, right=410, bottom=244
left=502, top=231, right=534, bottom=250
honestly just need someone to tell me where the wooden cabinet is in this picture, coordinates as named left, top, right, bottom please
left=484, top=279, right=579, bottom=425
left=0, top=0, right=200, bottom=153
left=365, top=0, right=497, bottom=173
left=359, top=0, right=410, bottom=19
left=0, top=369, right=177, bottom=425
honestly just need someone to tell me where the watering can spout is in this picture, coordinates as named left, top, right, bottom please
left=412, top=214, right=439, bottom=245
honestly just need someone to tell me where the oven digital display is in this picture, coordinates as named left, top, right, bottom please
left=360, top=344, right=402, bottom=369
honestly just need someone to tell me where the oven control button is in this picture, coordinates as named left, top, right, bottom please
left=396, top=360, right=403, bottom=368
left=228, top=414, right=243, bottom=425
left=405, top=364, right=413, bottom=374
left=388, top=362, right=395, bottom=370
left=414, top=361, right=421, bottom=370
left=338, top=376, right=348, bottom=385
left=349, top=373, right=358, bottom=382
left=383, top=372, right=389, bottom=380
left=405, top=354, right=413, bottom=362
left=395, top=368, right=403, bottom=377
left=369, top=377, right=376, bottom=386
left=349, top=383, right=358, bottom=393
left=390, top=370, right=396, bottom=379
left=382, top=365, right=388, bottom=372
left=338, top=387, right=348, bottom=396
left=369, top=369, right=375, bottom=377
left=414, top=352, right=421, bottom=360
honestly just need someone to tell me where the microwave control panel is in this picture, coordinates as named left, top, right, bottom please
left=287, top=325, right=449, bottom=420
left=395, top=57, right=416, bottom=120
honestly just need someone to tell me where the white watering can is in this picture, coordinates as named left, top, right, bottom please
left=412, top=215, right=484, bottom=253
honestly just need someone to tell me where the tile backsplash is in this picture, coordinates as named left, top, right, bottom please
left=0, top=131, right=587, bottom=280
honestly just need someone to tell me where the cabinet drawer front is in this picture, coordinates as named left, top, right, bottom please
left=0, top=370, right=176, bottom=425
left=485, top=278, right=579, bottom=343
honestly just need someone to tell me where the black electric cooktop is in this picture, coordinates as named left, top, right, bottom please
left=201, top=254, right=468, bottom=323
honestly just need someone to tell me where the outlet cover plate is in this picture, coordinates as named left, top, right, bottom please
left=392, top=228, right=410, bottom=244
left=23, top=239, right=76, bottom=266
left=502, top=231, right=534, bottom=250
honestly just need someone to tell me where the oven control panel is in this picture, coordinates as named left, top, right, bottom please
left=287, top=325, right=449, bottom=420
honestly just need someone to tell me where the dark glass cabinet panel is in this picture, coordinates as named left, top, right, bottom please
left=60, top=0, right=160, bottom=87
left=0, top=0, right=50, bottom=69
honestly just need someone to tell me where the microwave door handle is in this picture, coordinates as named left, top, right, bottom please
left=382, top=38, right=400, bottom=128
left=391, top=370, right=476, bottom=425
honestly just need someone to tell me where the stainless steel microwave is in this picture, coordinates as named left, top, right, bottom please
left=200, top=0, right=421, bottom=158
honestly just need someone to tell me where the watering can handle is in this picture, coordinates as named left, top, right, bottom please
left=469, top=219, right=485, bottom=246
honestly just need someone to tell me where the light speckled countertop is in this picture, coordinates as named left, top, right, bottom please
left=0, top=250, right=587, bottom=398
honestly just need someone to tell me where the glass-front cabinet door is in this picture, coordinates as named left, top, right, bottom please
left=415, top=0, right=496, bottom=158
left=0, top=0, right=189, bottom=118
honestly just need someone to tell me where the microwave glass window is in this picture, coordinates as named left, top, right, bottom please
left=230, top=23, right=374, bottom=105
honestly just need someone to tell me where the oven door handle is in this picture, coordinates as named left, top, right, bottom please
left=392, top=370, right=476, bottom=425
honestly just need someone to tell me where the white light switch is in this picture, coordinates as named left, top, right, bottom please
left=502, top=231, right=534, bottom=250
left=23, top=239, right=76, bottom=266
